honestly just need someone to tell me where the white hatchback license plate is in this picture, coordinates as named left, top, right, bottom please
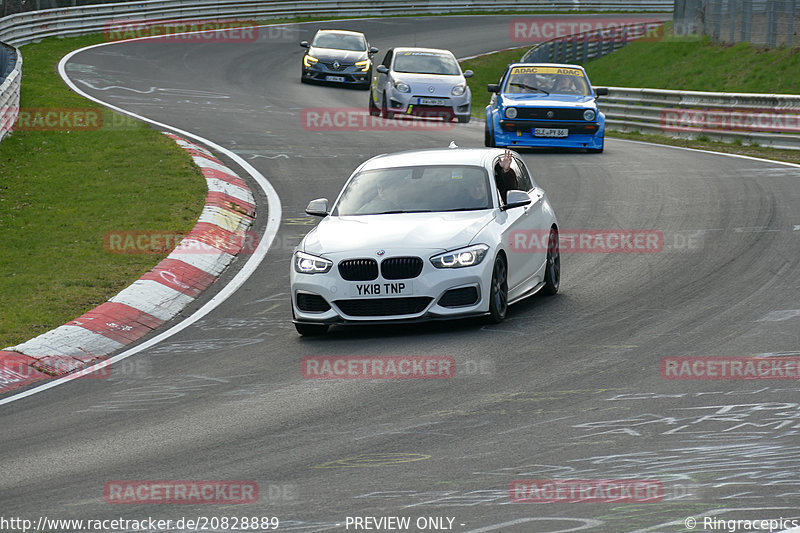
left=418, top=97, right=446, bottom=106
left=534, top=128, right=569, bottom=138
left=352, top=281, right=413, bottom=298
left=326, top=75, right=345, bottom=82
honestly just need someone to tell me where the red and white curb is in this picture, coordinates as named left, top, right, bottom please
left=0, top=133, right=255, bottom=393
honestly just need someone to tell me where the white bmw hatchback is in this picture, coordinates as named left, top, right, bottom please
left=290, top=147, right=560, bottom=335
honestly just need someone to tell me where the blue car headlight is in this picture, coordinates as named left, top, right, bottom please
left=505, top=107, right=518, bottom=119
left=294, top=251, right=333, bottom=274
left=430, top=244, right=489, bottom=269
left=583, top=109, right=596, bottom=121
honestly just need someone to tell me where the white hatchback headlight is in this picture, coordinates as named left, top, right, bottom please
left=394, top=81, right=411, bottom=93
left=294, top=251, right=333, bottom=274
left=452, top=84, right=466, bottom=96
left=430, top=244, right=489, bottom=269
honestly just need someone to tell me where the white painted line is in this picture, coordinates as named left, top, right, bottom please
left=110, top=280, right=195, bottom=321
left=758, top=309, right=800, bottom=322
left=9, top=325, right=124, bottom=358
left=0, top=36, right=281, bottom=406
left=614, top=138, right=800, bottom=169
left=463, top=518, right=602, bottom=533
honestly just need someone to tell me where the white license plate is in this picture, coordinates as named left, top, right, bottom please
left=418, top=97, right=446, bottom=106
left=325, top=75, right=345, bottom=82
left=534, top=128, right=569, bottom=138
left=352, top=281, right=413, bottom=298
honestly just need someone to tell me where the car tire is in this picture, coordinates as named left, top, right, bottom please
left=457, top=115, right=471, bottom=123
left=484, top=123, right=496, bottom=147
left=486, top=255, right=508, bottom=324
left=541, top=228, right=560, bottom=296
left=295, top=322, right=329, bottom=336
left=369, top=91, right=380, bottom=116
left=381, top=95, right=394, bottom=119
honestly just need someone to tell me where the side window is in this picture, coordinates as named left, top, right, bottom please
left=381, top=50, right=393, bottom=68
left=512, top=157, right=533, bottom=191
left=493, top=157, right=520, bottom=204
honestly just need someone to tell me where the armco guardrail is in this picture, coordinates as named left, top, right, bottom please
left=597, top=87, right=800, bottom=150
left=0, top=43, right=21, bottom=142
left=0, top=0, right=673, bottom=47
left=521, top=20, right=666, bottom=63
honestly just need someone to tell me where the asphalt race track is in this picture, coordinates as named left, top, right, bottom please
left=2, top=15, right=800, bottom=533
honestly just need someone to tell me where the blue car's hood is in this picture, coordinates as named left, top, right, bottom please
left=501, top=94, right=597, bottom=108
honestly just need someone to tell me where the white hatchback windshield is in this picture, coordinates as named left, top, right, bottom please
left=393, top=52, right=461, bottom=75
left=334, top=166, right=492, bottom=216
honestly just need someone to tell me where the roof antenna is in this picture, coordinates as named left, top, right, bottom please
left=448, top=141, right=458, bottom=149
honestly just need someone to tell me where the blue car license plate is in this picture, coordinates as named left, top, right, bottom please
left=534, top=128, right=568, bottom=138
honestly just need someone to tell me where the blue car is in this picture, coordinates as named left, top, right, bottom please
left=485, top=63, right=608, bottom=153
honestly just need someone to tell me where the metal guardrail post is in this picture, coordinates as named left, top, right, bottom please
left=789, top=0, right=795, bottom=47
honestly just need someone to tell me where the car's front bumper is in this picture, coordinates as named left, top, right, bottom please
left=386, top=90, right=471, bottom=120
left=290, top=255, right=494, bottom=325
left=302, top=64, right=371, bottom=85
left=492, top=118, right=604, bottom=149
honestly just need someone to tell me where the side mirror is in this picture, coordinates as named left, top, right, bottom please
left=594, top=87, right=609, bottom=97
left=299, top=40, right=309, bottom=48
left=369, top=46, right=379, bottom=55
left=376, top=65, right=389, bottom=74
left=305, top=198, right=329, bottom=217
left=463, top=69, right=474, bottom=78
left=487, top=83, right=500, bottom=93
left=501, top=190, right=532, bottom=211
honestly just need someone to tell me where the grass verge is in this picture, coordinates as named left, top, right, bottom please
left=460, top=30, right=800, bottom=166
left=0, top=34, right=207, bottom=348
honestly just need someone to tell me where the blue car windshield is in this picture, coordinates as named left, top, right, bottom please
left=312, top=33, right=366, bottom=51
left=505, top=69, right=591, bottom=96
left=393, top=52, right=461, bottom=75
left=334, top=166, right=492, bottom=216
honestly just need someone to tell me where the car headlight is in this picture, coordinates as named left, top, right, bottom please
left=505, top=107, right=517, bottom=119
left=394, top=81, right=411, bottom=93
left=294, top=251, right=332, bottom=274
left=303, top=54, right=318, bottom=68
left=583, top=109, right=596, bottom=121
left=355, top=59, right=371, bottom=72
left=451, top=84, right=466, bottom=96
left=430, top=244, right=489, bottom=269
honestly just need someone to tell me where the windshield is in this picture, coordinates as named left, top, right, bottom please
left=334, top=165, right=492, bottom=216
left=311, top=32, right=366, bottom=52
left=393, top=51, right=461, bottom=75
left=504, top=66, right=591, bottom=96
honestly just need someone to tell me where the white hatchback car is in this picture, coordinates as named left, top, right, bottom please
left=369, top=47, right=473, bottom=123
left=290, top=147, right=560, bottom=335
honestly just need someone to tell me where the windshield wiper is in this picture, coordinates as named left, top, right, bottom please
left=509, top=83, right=549, bottom=95
left=441, top=207, right=488, bottom=212
left=373, top=209, right=433, bottom=214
